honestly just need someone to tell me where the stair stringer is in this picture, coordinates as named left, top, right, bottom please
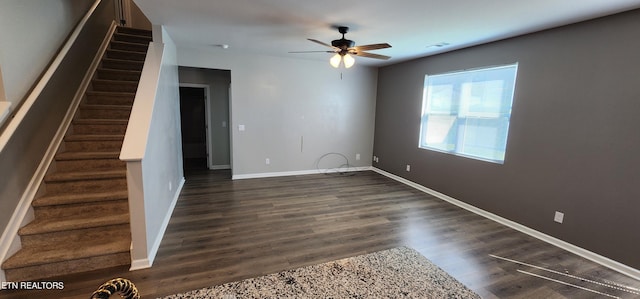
left=0, top=22, right=118, bottom=282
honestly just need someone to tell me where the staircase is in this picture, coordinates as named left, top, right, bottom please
left=1, top=27, right=152, bottom=281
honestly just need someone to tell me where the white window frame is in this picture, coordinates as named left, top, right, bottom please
left=418, top=63, right=518, bottom=164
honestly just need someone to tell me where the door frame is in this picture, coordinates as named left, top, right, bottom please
left=179, top=83, right=212, bottom=169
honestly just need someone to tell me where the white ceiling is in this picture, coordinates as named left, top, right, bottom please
left=134, top=0, right=640, bottom=67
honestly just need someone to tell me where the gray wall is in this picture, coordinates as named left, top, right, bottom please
left=129, top=0, right=151, bottom=30
left=177, top=48, right=378, bottom=177
left=0, top=0, right=115, bottom=237
left=178, top=67, right=231, bottom=168
left=0, top=0, right=94, bottom=110
left=373, top=9, right=640, bottom=269
left=140, top=28, right=183, bottom=262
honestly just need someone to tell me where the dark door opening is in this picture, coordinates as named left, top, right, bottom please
left=179, top=87, right=208, bottom=170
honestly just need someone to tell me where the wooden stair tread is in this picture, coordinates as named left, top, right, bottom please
left=2, top=235, right=130, bottom=269
left=65, top=134, right=125, bottom=141
left=107, top=48, right=147, bottom=55
left=79, top=104, right=132, bottom=110
left=86, top=90, right=136, bottom=97
left=73, top=118, right=128, bottom=125
left=110, top=45, right=149, bottom=54
left=18, top=213, right=130, bottom=236
left=111, top=39, right=149, bottom=46
left=114, top=32, right=152, bottom=41
left=116, top=27, right=152, bottom=36
left=97, top=68, right=142, bottom=74
left=44, top=169, right=126, bottom=182
left=93, top=78, right=138, bottom=84
left=33, top=190, right=128, bottom=207
left=102, top=57, right=144, bottom=65
left=56, top=151, right=120, bottom=160
left=105, top=49, right=146, bottom=62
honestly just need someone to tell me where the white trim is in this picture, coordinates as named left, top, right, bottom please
left=228, top=82, right=234, bottom=175
left=211, top=164, right=231, bottom=170
left=0, top=22, right=117, bottom=280
left=232, top=166, right=372, bottom=180
left=129, top=177, right=185, bottom=270
left=371, top=167, right=640, bottom=281
left=0, top=220, right=28, bottom=282
left=129, top=258, right=151, bottom=271
left=120, top=41, right=162, bottom=162
left=0, top=0, right=103, bottom=155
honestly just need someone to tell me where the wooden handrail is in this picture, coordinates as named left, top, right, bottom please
left=0, top=0, right=102, bottom=153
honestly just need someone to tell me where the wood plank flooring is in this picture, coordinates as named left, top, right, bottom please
left=1, top=170, right=638, bottom=298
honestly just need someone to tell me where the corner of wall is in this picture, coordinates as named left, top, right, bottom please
left=0, top=62, right=10, bottom=127
left=371, top=167, right=640, bottom=281
left=0, top=101, right=11, bottom=127
left=150, top=24, right=176, bottom=48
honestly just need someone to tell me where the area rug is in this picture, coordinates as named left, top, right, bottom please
left=159, top=246, right=480, bottom=298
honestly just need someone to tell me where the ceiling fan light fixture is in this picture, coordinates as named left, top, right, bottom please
left=343, top=54, right=355, bottom=68
left=330, top=53, right=342, bottom=68
left=295, top=26, right=391, bottom=67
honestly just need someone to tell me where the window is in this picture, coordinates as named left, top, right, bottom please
left=419, top=64, right=518, bottom=163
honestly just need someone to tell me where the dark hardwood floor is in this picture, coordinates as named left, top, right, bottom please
left=2, top=170, right=639, bottom=298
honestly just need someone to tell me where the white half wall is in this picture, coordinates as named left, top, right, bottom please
left=121, top=25, right=184, bottom=268
left=140, top=30, right=184, bottom=265
left=177, top=48, right=378, bottom=177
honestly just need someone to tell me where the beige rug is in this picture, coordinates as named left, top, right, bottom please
left=159, top=246, right=480, bottom=298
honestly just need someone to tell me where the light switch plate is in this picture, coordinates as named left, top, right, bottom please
left=554, top=211, right=564, bottom=223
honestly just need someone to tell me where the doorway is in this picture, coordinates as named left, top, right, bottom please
left=179, top=87, right=208, bottom=170
left=178, top=68, right=232, bottom=174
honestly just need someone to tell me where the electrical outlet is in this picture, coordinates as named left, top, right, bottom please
left=406, top=164, right=411, bottom=172
left=554, top=211, right=564, bottom=223
left=265, top=158, right=270, bottom=165
left=356, top=153, right=361, bottom=161
left=375, top=157, right=379, bottom=163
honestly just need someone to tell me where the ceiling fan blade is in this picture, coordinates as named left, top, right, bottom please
left=354, top=51, right=391, bottom=60
left=308, top=38, right=337, bottom=49
left=351, top=43, right=392, bottom=51
left=289, top=50, right=335, bottom=53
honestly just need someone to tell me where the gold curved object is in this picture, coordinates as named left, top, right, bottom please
left=90, top=278, right=140, bottom=299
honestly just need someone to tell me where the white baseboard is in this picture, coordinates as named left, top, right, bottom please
left=371, top=167, right=640, bottom=281
left=129, top=258, right=151, bottom=271
left=232, top=166, right=372, bottom=180
left=210, top=164, right=231, bottom=170
left=129, top=177, right=185, bottom=271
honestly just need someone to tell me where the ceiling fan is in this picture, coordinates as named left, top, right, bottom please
left=290, top=26, right=392, bottom=68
